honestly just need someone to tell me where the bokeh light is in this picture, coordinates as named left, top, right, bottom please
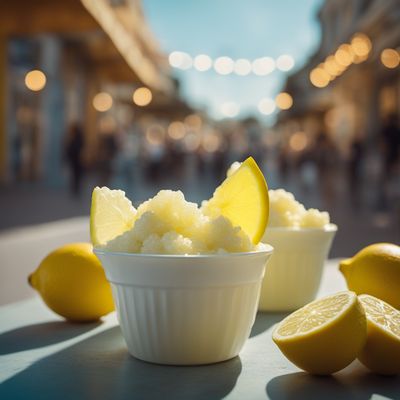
left=335, top=44, right=354, bottom=66
left=289, top=131, right=308, bottom=151
left=275, top=92, right=293, bottom=110
left=202, top=132, right=221, bottom=153
left=351, top=34, right=371, bottom=57
left=252, top=57, right=275, bottom=75
left=133, top=87, right=152, bottom=106
left=381, top=49, right=400, bottom=69
left=276, top=55, right=295, bottom=71
left=167, top=121, right=186, bottom=140
left=214, top=57, right=234, bottom=75
left=234, top=59, right=252, bottom=76
left=25, top=70, right=46, bottom=92
left=184, top=114, right=202, bottom=130
left=168, top=51, right=193, bottom=70
left=220, top=102, right=240, bottom=117
left=324, top=56, right=342, bottom=76
left=193, top=54, right=212, bottom=71
left=310, top=68, right=330, bottom=88
left=92, top=92, right=113, bottom=112
left=258, top=98, right=276, bottom=115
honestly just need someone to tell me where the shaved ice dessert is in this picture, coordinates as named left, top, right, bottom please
left=102, top=189, right=265, bottom=255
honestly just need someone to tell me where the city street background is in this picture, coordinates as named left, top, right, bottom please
left=0, top=0, right=399, bottom=259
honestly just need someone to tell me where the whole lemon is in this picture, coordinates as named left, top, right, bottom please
left=29, top=243, right=114, bottom=322
left=339, top=243, right=400, bottom=309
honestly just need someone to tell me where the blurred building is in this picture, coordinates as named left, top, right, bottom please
left=277, top=0, right=400, bottom=156
left=0, top=0, right=190, bottom=185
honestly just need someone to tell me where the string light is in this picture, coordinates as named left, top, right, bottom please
left=310, top=68, right=330, bottom=88
left=168, top=51, right=192, bottom=70
left=276, top=55, right=295, bottom=71
left=275, top=92, right=293, bottom=110
left=214, top=57, right=234, bottom=75
left=193, top=54, right=212, bottom=71
left=310, top=33, right=372, bottom=88
left=381, top=49, right=400, bottom=69
left=252, top=57, right=275, bottom=76
left=168, top=52, right=293, bottom=76
left=234, top=59, right=252, bottom=76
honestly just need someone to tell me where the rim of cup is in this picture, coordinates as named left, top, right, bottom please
left=94, top=244, right=274, bottom=259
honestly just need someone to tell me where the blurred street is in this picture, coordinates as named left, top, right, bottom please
left=0, top=0, right=399, bottom=258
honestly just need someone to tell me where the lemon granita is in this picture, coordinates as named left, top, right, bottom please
left=103, top=190, right=258, bottom=254
left=91, top=157, right=269, bottom=255
left=268, top=189, right=329, bottom=228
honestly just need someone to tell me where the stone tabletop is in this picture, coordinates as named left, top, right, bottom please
left=0, top=260, right=399, bottom=400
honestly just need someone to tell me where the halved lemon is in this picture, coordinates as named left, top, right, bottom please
left=90, top=186, right=136, bottom=246
left=272, top=291, right=367, bottom=375
left=358, top=294, right=400, bottom=375
left=202, top=157, right=269, bottom=244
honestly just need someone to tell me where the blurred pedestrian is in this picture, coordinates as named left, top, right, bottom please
left=377, top=113, right=400, bottom=211
left=97, top=129, right=119, bottom=187
left=64, top=123, right=85, bottom=196
left=381, top=113, right=400, bottom=178
left=348, top=136, right=364, bottom=209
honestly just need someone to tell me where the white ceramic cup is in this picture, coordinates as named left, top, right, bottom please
left=259, top=225, right=337, bottom=312
left=94, top=247, right=273, bottom=365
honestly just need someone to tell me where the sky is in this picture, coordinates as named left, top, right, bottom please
left=142, top=0, right=324, bottom=122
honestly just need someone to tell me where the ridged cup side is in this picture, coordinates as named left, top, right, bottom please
left=112, top=282, right=261, bottom=365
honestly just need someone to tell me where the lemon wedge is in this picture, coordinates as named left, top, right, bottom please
left=90, top=186, right=136, bottom=246
left=358, top=294, right=400, bottom=375
left=272, top=291, right=367, bottom=375
left=202, top=157, right=269, bottom=244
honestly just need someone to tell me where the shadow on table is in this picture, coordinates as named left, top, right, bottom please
left=266, top=369, right=400, bottom=400
left=0, top=320, right=101, bottom=355
left=250, top=312, right=289, bottom=338
left=0, top=326, right=242, bottom=400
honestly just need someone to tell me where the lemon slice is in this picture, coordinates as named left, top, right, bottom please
left=90, top=186, right=136, bottom=246
left=358, top=294, right=400, bottom=375
left=202, top=157, right=269, bottom=244
left=272, top=291, right=367, bottom=375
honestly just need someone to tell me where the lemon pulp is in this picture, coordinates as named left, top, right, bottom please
left=90, top=186, right=136, bottom=246
left=272, top=291, right=367, bottom=375
left=358, top=294, right=400, bottom=375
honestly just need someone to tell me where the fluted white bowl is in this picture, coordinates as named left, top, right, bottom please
left=94, top=247, right=273, bottom=365
left=259, top=225, right=337, bottom=312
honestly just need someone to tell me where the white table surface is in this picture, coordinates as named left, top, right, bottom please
left=0, top=260, right=399, bottom=400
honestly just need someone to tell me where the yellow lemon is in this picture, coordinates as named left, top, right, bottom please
left=202, top=157, right=269, bottom=244
left=358, top=294, right=400, bottom=375
left=272, top=291, right=367, bottom=375
left=339, top=243, right=400, bottom=309
left=29, top=243, right=114, bottom=322
left=90, top=186, right=136, bottom=246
